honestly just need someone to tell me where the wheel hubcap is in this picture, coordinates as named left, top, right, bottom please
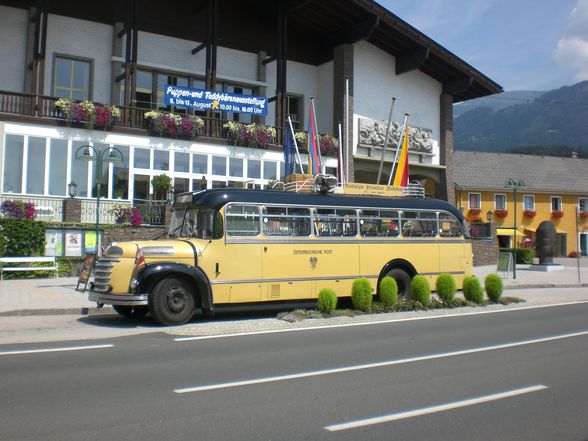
left=167, top=287, right=187, bottom=313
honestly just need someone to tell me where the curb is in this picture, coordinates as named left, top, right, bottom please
left=0, top=306, right=114, bottom=317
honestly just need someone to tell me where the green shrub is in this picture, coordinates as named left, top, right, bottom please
left=463, top=276, right=484, bottom=304
left=0, top=218, right=45, bottom=256
left=351, top=278, right=373, bottom=312
left=411, top=275, right=431, bottom=306
left=485, top=274, right=503, bottom=302
left=435, top=273, right=456, bottom=303
left=379, top=276, right=398, bottom=307
left=317, top=288, right=338, bottom=313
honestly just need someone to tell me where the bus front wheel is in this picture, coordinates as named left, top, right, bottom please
left=149, top=277, right=195, bottom=325
left=386, top=268, right=412, bottom=299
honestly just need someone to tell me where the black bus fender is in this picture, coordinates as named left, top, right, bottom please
left=134, top=263, right=213, bottom=311
left=377, top=259, right=417, bottom=297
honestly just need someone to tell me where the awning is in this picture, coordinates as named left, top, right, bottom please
left=523, top=226, right=567, bottom=234
left=497, top=228, right=525, bottom=237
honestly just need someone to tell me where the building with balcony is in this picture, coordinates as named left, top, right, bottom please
left=455, top=151, right=588, bottom=257
left=0, top=0, right=501, bottom=227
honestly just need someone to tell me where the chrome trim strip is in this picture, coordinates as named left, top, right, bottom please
left=210, top=271, right=466, bottom=285
left=225, top=238, right=465, bottom=245
left=89, top=292, right=149, bottom=306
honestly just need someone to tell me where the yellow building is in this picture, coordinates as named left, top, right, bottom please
left=455, top=151, right=588, bottom=256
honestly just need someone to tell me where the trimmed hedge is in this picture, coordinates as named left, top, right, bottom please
left=352, top=278, right=373, bottom=312
left=500, top=248, right=535, bottom=264
left=435, top=273, right=456, bottom=303
left=379, top=276, right=398, bottom=307
left=463, top=276, right=484, bottom=304
left=0, top=218, right=45, bottom=256
left=317, top=289, right=337, bottom=313
left=485, top=274, right=503, bottom=302
left=411, top=275, right=431, bottom=306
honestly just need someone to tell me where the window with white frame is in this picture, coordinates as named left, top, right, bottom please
left=579, top=198, right=588, bottom=213
left=468, top=193, right=481, bottom=209
left=494, top=194, right=506, bottom=210
left=551, top=196, right=562, bottom=212
left=523, top=195, right=535, bottom=211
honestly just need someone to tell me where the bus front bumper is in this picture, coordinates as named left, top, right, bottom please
left=89, top=291, right=149, bottom=306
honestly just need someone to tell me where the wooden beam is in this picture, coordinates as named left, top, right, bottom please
left=326, top=14, right=379, bottom=46
left=443, top=76, right=474, bottom=95
left=262, top=55, right=277, bottom=65
left=260, top=0, right=310, bottom=22
left=191, top=42, right=206, bottom=55
left=395, top=47, right=430, bottom=75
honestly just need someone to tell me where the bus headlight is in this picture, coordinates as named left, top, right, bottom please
left=129, top=278, right=140, bottom=292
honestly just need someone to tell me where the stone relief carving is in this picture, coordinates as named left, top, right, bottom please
left=358, top=118, right=433, bottom=154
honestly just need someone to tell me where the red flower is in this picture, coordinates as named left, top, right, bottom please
left=551, top=210, right=564, bottom=218
left=580, top=211, right=588, bottom=219
left=493, top=209, right=508, bottom=218
left=523, top=210, right=536, bottom=218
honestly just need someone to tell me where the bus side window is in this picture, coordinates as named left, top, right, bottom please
left=226, top=204, right=260, bottom=237
left=439, top=213, right=462, bottom=237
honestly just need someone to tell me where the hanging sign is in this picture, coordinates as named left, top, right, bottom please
left=164, top=84, right=268, bottom=116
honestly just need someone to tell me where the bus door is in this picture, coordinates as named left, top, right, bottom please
left=308, top=208, right=360, bottom=297
left=222, top=204, right=262, bottom=303
left=261, top=206, right=314, bottom=300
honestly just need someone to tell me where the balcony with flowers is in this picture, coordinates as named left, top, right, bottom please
left=465, top=208, right=482, bottom=222
left=54, top=98, right=120, bottom=130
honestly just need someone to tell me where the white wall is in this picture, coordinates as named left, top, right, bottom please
left=45, top=14, right=113, bottom=102
left=317, top=61, right=334, bottom=134
left=353, top=41, right=442, bottom=161
left=0, top=6, right=28, bottom=92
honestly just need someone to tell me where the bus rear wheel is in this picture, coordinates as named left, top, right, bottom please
left=112, top=305, right=148, bottom=319
left=386, top=268, right=412, bottom=299
left=149, top=277, right=195, bottom=325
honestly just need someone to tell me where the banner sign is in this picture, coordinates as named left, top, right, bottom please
left=164, top=84, right=268, bottom=116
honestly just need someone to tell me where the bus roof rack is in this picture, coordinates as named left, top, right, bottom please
left=313, top=174, right=338, bottom=194
left=402, top=181, right=425, bottom=198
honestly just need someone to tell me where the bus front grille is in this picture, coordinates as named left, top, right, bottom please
left=93, top=257, right=121, bottom=293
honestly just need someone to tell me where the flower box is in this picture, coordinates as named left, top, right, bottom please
left=294, top=132, right=339, bottom=157
left=523, top=210, right=536, bottom=218
left=223, top=121, right=276, bottom=149
left=493, top=209, right=508, bottom=218
left=580, top=211, right=588, bottom=219
left=54, top=98, right=120, bottom=130
left=551, top=210, right=564, bottom=218
left=145, top=111, right=204, bottom=139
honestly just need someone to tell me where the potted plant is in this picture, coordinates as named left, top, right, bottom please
left=223, top=121, right=276, bottom=148
left=551, top=210, right=564, bottom=218
left=54, top=98, right=120, bottom=129
left=319, top=134, right=339, bottom=157
left=580, top=211, right=588, bottom=219
left=152, top=174, right=172, bottom=201
left=523, top=209, right=536, bottom=218
left=108, top=203, right=143, bottom=226
left=145, top=111, right=203, bottom=139
left=466, top=208, right=482, bottom=222
left=493, top=209, right=508, bottom=218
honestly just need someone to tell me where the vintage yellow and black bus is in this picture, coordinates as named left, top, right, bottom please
left=89, top=189, right=472, bottom=325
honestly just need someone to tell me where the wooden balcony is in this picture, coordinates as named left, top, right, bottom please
left=0, top=90, right=285, bottom=150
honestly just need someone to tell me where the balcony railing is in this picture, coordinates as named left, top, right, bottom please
left=0, top=90, right=284, bottom=146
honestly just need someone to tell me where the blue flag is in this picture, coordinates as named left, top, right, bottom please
left=284, top=122, right=295, bottom=177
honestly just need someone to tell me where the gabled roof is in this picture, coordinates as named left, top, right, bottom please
left=454, top=151, right=588, bottom=194
left=1, top=0, right=501, bottom=101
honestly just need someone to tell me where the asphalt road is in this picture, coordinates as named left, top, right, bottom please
left=1, top=303, right=587, bottom=441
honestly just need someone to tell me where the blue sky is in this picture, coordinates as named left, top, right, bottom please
left=378, top=0, right=588, bottom=91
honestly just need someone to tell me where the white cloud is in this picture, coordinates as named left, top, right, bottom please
left=554, top=0, right=588, bottom=81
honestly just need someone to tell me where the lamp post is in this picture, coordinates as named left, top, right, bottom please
left=505, top=178, right=526, bottom=279
left=75, top=145, right=123, bottom=255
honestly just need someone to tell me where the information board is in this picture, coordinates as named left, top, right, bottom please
left=497, top=251, right=513, bottom=276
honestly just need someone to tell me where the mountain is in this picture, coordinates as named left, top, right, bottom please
left=453, top=90, right=544, bottom=118
left=453, top=81, right=588, bottom=154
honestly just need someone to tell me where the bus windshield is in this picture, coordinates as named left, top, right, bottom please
left=168, top=207, right=223, bottom=239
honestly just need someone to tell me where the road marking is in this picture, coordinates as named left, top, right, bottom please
left=0, top=344, right=114, bottom=356
left=324, top=384, right=548, bottom=432
left=174, top=301, right=588, bottom=342
left=174, top=330, right=588, bottom=394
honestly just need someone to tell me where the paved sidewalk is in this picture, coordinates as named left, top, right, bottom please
left=0, top=258, right=586, bottom=317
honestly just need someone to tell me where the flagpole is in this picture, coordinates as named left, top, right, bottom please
left=311, top=97, right=322, bottom=172
left=345, top=77, right=349, bottom=184
left=387, top=113, right=409, bottom=186
left=376, top=97, right=396, bottom=185
left=287, top=115, right=304, bottom=174
left=337, top=122, right=344, bottom=185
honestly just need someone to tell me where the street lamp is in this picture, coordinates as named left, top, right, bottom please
left=75, top=144, right=124, bottom=255
left=505, top=178, right=526, bottom=279
left=68, top=181, right=78, bottom=198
